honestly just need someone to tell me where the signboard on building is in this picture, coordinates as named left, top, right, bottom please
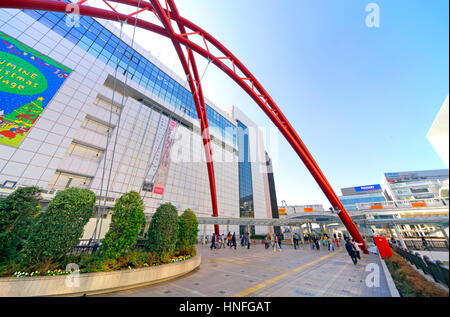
left=354, top=184, right=382, bottom=192
left=0, top=31, right=72, bottom=147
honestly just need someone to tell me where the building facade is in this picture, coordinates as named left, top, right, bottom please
left=0, top=9, right=276, bottom=237
left=427, top=95, right=449, bottom=168
left=339, top=184, right=387, bottom=211
left=382, top=169, right=449, bottom=203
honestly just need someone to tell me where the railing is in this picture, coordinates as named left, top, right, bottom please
left=355, top=198, right=448, bottom=211
left=69, top=239, right=148, bottom=255
left=403, top=238, right=449, bottom=251
left=390, top=243, right=449, bottom=288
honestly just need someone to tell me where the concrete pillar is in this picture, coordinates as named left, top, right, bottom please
left=439, top=226, right=449, bottom=244
left=307, top=223, right=312, bottom=234
left=202, top=223, right=206, bottom=245
left=394, top=225, right=407, bottom=249
left=299, top=226, right=305, bottom=244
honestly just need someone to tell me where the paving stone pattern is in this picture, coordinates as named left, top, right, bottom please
left=98, top=243, right=391, bottom=297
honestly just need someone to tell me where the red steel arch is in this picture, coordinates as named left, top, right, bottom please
left=0, top=0, right=368, bottom=253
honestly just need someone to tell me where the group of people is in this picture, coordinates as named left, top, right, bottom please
left=308, top=235, right=339, bottom=252
left=263, top=233, right=284, bottom=251
left=209, top=232, right=237, bottom=250
left=344, top=238, right=364, bottom=264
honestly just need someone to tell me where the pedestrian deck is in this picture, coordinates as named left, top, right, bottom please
left=99, top=242, right=392, bottom=297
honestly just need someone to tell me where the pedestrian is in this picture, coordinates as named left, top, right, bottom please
left=352, top=239, right=363, bottom=259
left=345, top=239, right=358, bottom=264
left=210, top=233, right=217, bottom=250
left=227, top=232, right=232, bottom=246
left=278, top=233, right=283, bottom=249
left=221, top=234, right=226, bottom=249
left=217, top=234, right=221, bottom=249
left=273, top=234, right=281, bottom=252
left=231, top=232, right=237, bottom=249
left=264, top=234, right=269, bottom=249
left=293, top=233, right=298, bottom=250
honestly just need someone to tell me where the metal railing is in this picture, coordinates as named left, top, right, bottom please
left=355, top=198, right=448, bottom=211
left=403, top=238, right=449, bottom=251
left=390, top=243, right=449, bottom=288
left=69, top=238, right=147, bottom=255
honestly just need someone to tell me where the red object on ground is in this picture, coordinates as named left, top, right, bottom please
left=373, top=237, right=392, bottom=259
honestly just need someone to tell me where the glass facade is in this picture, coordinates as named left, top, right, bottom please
left=340, top=194, right=386, bottom=211
left=23, top=10, right=236, bottom=145
left=237, top=120, right=254, bottom=234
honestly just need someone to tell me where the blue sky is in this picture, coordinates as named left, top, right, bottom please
left=113, top=0, right=449, bottom=208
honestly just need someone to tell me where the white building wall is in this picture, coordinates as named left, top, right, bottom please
left=0, top=9, right=267, bottom=237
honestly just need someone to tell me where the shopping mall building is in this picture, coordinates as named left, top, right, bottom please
left=0, top=9, right=279, bottom=237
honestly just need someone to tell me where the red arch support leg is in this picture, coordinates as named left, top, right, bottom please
left=0, top=0, right=368, bottom=253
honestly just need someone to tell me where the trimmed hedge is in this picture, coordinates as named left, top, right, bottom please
left=146, top=203, right=178, bottom=258
left=0, top=187, right=41, bottom=263
left=385, top=251, right=448, bottom=297
left=101, top=191, right=146, bottom=258
left=21, top=188, right=96, bottom=269
left=177, top=209, right=199, bottom=255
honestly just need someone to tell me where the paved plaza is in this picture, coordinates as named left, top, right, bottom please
left=99, top=242, right=392, bottom=297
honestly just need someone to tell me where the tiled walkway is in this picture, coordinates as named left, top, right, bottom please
left=99, top=243, right=391, bottom=297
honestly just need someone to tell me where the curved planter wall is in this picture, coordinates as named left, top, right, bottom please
left=0, top=256, right=201, bottom=297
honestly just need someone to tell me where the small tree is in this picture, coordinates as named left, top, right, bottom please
left=101, top=191, right=146, bottom=258
left=0, top=187, right=41, bottom=263
left=177, top=209, right=199, bottom=255
left=146, top=203, right=178, bottom=258
left=21, top=188, right=96, bottom=268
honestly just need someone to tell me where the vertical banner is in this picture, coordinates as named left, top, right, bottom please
left=0, top=31, right=72, bottom=147
left=153, top=120, right=177, bottom=195
left=142, top=114, right=169, bottom=191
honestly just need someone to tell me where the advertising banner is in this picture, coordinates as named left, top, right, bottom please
left=142, top=114, right=170, bottom=192
left=0, top=31, right=72, bottom=147
left=152, top=120, right=177, bottom=195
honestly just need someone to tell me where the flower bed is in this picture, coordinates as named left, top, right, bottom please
left=384, top=251, right=448, bottom=297
left=0, top=255, right=201, bottom=297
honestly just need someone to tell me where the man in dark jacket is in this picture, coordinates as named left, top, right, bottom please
left=210, top=233, right=217, bottom=250
left=345, top=239, right=358, bottom=264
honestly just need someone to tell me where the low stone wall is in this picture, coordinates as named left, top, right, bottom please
left=0, top=256, right=201, bottom=297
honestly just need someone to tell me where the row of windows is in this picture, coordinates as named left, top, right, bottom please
left=237, top=121, right=254, bottom=216
left=23, top=10, right=236, bottom=145
left=340, top=196, right=386, bottom=205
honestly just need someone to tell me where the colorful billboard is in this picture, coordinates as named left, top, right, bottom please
left=0, top=31, right=72, bottom=147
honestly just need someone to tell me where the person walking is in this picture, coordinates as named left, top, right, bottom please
left=273, top=234, right=281, bottom=252
left=352, top=239, right=363, bottom=260
left=217, top=234, right=221, bottom=249
left=231, top=232, right=237, bottom=250
left=278, top=233, right=283, bottom=249
left=293, top=233, right=298, bottom=250
left=210, top=233, right=217, bottom=250
left=264, top=234, right=269, bottom=249
left=345, top=239, right=358, bottom=264
left=221, top=234, right=226, bottom=249
left=227, top=232, right=232, bottom=247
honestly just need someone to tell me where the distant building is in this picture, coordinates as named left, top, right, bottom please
left=427, top=96, right=449, bottom=168
left=382, top=169, right=449, bottom=202
left=339, top=184, right=386, bottom=211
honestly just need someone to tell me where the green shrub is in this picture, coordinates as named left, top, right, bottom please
left=385, top=251, right=449, bottom=297
left=100, top=191, right=146, bottom=258
left=0, top=187, right=41, bottom=263
left=146, top=203, right=178, bottom=256
left=21, top=188, right=96, bottom=269
left=177, top=209, right=199, bottom=253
